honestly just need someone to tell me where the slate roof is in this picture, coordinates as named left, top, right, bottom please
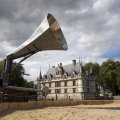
left=45, top=61, right=83, bottom=77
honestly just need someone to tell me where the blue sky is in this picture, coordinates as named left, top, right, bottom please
left=0, top=0, right=120, bottom=81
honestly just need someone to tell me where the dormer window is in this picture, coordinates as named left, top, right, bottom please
left=63, top=72, right=68, bottom=78
left=43, top=75, right=47, bottom=79
left=56, top=66, right=63, bottom=76
left=71, top=71, right=77, bottom=78
left=48, top=74, right=53, bottom=80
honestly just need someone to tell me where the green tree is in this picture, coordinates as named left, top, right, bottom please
left=9, top=62, right=26, bottom=87
left=84, top=62, right=100, bottom=77
left=0, top=60, right=35, bottom=88
left=97, top=60, right=120, bottom=95
left=24, top=80, right=34, bottom=88
left=115, top=61, right=120, bottom=91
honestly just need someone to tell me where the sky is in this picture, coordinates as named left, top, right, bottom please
left=0, top=0, right=120, bottom=81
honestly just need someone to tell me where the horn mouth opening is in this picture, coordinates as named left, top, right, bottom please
left=47, top=13, right=68, bottom=50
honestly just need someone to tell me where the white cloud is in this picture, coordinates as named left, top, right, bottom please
left=0, top=0, right=120, bottom=81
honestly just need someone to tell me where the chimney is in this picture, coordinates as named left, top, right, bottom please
left=60, top=63, right=62, bottom=67
left=72, top=60, right=76, bottom=65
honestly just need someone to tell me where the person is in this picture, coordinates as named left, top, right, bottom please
left=52, top=98, right=54, bottom=101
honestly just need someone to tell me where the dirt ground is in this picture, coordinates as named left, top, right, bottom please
left=1, top=103, right=120, bottom=120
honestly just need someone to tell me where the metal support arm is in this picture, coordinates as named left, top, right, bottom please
left=2, top=52, right=36, bottom=90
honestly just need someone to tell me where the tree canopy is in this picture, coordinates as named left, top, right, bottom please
left=84, top=62, right=100, bottom=77
left=83, top=60, right=120, bottom=95
left=96, top=60, right=120, bottom=95
left=9, top=62, right=26, bottom=87
left=0, top=60, right=34, bottom=88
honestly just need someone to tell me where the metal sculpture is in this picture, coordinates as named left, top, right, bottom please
left=2, top=13, right=68, bottom=92
left=0, top=13, right=68, bottom=101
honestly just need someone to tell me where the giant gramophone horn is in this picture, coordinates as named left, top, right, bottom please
left=2, top=13, right=68, bottom=89
left=7, top=13, right=68, bottom=60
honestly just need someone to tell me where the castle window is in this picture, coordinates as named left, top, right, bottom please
left=83, top=80, right=84, bottom=85
left=56, top=71, right=58, bottom=75
left=56, top=71, right=61, bottom=75
left=49, top=83, right=51, bottom=87
left=63, top=75, right=67, bottom=78
left=56, top=89, right=61, bottom=93
left=43, top=75, right=47, bottom=79
left=73, top=81, right=76, bottom=86
left=49, top=90, right=51, bottom=94
left=87, top=81, right=89, bottom=86
left=55, top=81, right=61, bottom=87
left=56, top=66, right=63, bottom=76
left=71, top=74, right=74, bottom=78
left=64, top=89, right=67, bottom=93
left=87, top=88, right=89, bottom=92
left=71, top=71, right=76, bottom=78
left=63, top=73, right=68, bottom=79
left=48, top=74, right=52, bottom=80
left=73, top=88, right=76, bottom=93
left=64, top=81, right=67, bottom=86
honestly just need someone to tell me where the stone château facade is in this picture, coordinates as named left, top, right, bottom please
left=37, top=60, right=96, bottom=100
